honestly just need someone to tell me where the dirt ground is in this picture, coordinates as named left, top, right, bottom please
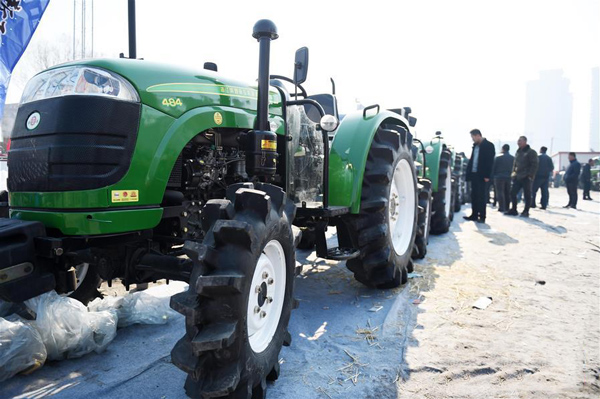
left=396, top=188, right=600, bottom=399
left=2, top=187, right=599, bottom=399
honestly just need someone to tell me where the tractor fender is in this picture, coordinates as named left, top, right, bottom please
left=421, top=137, right=450, bottom=192
left=328, top=109, right=411, bottom=214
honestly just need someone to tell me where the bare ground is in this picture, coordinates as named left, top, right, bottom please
left=2, top=187, right=598, bottom=399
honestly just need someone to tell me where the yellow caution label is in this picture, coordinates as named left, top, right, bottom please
left=111, top=190, right=139, bottom=203
left=261, top=139, right=276, bottom=150
left=214, top=112, right=223, bottom=125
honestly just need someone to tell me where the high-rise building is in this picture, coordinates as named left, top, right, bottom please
left=590, top=67, right=599, bottom=151
left=524, top=70, right=573, bottom=154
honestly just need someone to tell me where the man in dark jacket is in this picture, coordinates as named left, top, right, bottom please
left=505, top=136, right=538, bottom=217
left=491, top=144, right=514, bottom=212
left=531, top=146, right=554, bottom=210
left=581, top=158, right=593, bottom=200
left=464, top=129, right=496, bottom=223
left=563, top=152, right=581, bottom=208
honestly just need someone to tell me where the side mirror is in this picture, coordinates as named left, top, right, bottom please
left=409, top=116, right=417, bottom=127
left=294, top=47, right=309, bottom=85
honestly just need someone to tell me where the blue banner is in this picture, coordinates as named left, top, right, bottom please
left=0, top=0, right=50, bottom=120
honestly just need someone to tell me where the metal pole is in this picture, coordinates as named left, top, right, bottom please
left=91, top=0, right=94, bottom=57
left=73, top=0, right=76, bottom=60
left=81, top=0, right=85, bottom=58
left=128, top=0, right=137, bottom=59
left=256, top=37, right=271, bottom=131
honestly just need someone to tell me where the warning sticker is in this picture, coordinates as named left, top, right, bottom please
left=261, top=140, right=276, bottom=150
left=111, top=190, right=139, bottom=203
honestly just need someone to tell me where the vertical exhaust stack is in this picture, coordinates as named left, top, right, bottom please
left=128, top=0, right=137, bottom=59
left=243, top=19, right=279, bottom=178
left=252, top=19, right=278, bottom=131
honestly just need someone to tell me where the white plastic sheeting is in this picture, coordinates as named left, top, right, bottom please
left=0, top=282, right=187, bottom=382
left=0, top=317, right=47, bottom=382
left=25, top=291, right=118, bottom=361
left=88, top=290, right=179, bottom=328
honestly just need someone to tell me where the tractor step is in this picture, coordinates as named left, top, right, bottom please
left=325, top=247, right=360, bottom=261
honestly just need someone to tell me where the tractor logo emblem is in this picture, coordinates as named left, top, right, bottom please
left=26, top=111, right=40, bottom=130
left=214, top=112, right=223, bottom=125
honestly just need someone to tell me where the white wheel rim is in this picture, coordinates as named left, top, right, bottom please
left=247, top=240, right=286, bottom=353
left=388, top=159, right=416, bottom=255
left=444, top=165, right=452, bottom=216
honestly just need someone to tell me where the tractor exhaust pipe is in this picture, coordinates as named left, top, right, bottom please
left=128, top=0, right=137, bottom=59
left=252, top=19, right=278, bottom=131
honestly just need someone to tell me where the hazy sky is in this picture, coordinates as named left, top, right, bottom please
left=6, top=0, right=600, bottom=153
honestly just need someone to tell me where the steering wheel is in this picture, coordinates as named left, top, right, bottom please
left=270, top=74, right=308, bottom=98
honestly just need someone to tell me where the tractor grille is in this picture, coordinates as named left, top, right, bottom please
left=8, top=96, right=141, bottom=192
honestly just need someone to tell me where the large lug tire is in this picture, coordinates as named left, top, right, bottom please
left=67, top=263, right=103, bottom=304
left=340, top=124, right=418, bottom=289
left=430, top=149, right=454, bottom=235
left=453, top=176, right=462, bottom=213
left=412, top=179, right=432, bottom=260
left=296, top=227, right=316, bottom=250
left=170, top=182, right=297, bottom=399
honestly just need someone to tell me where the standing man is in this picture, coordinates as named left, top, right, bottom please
left=563, top=152, right=581, bottom=209
left=506, top=136, right=538, bottom=217
left=531, top=146, right=554, bottom=210
left=580, top=158, right=593, bottom=201
left=491, top=144, right=514, bottom=213
left=464, top=129, right=496, bottom=223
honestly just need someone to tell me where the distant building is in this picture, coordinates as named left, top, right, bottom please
left=551, top=151, right=600, bottom=172
left=524, top=70, right=573, bottom=154
left=590, top=67, right=599, bottom=151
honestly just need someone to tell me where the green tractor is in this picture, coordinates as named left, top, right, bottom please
left=0, top=19, right=419, bottom=398
left=416, top=131, right=456, bottom=235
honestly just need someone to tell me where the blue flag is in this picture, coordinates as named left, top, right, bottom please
left=0, top=0, right=50, bottom=120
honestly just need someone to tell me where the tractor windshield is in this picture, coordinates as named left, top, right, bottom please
left=287, top=105, right=324, bottom=204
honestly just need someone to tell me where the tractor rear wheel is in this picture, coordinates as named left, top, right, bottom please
left=412, top=179, right=432, bottom=260
left=430, top=149, right=454, bottom=235
left=170, top=183, right=296, bottom=399
left=296, top=227, right=316, bottom=250
left=340, top=124, right=417, bottom=289
left=67, top=263, right=102, bottom=304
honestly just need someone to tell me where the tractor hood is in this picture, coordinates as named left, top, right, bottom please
left=51, top=58, right=282, bottom=118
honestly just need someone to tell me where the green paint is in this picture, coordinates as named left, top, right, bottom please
left=52, top=59, right=283, bottom=119
left=418, top=135, right=450, bottom=192
left=10, top=208, right=163, bottom=236
left=328, top=110, right=410, bottom=213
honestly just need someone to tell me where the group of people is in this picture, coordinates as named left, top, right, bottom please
left=463, top=129, right=594, bottom=223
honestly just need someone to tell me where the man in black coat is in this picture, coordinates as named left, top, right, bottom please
left=491, top=144, right=514, bottom=212
left=464, top=129, right=496, bottom=223
left=580, top=158, right=593, bottom=201
left=563, top=152, right=581, bottom=209
left=531, top=146, right=554, bottom=210
left=505, top=136, right=538, bottom=217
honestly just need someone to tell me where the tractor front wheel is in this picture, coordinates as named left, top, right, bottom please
left=412, top=179, right=432, bottom=260
left=170, top=183, right=296, bottom=399
left=430, top=149, right=454, bottom=235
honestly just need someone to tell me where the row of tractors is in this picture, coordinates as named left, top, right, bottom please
left=0, top=19, right=469, bottom=399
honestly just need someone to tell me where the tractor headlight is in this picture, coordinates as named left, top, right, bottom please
left=425, top=145, right=434, bottom=154
left=320, top=114, right=339, bottom=132
left=20, top=66, right=140, bottom=104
